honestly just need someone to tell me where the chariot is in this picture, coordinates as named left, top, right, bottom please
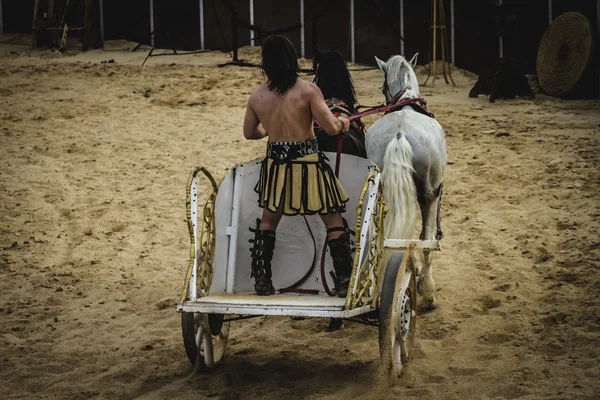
left=176, top=153, right=441, bottom=380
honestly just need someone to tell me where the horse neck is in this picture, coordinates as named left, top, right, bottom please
left=389, top=88, right=420, bottom=105
left=387, top=66, right=420, bottom=98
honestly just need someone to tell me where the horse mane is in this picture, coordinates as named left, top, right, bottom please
left=314, top=48, right=357, bottom=109
left=385, top=55, right=413, bottom=91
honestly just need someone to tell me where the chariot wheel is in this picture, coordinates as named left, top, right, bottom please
left=378, top=254, right=417, bottom=381
left=182, top=312, right=230, bottom=371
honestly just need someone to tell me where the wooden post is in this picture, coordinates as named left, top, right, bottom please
left=83, top=0, right=91, bottom=50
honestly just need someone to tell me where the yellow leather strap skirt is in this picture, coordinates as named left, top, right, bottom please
left=254, top=138, right=349, bottom=216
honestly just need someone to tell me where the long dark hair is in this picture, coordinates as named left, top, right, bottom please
left=314, top=48, right=357, bottom=108
left=261, top=35, right=300, bottom=95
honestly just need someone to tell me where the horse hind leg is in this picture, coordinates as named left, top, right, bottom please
left=417, top=185, right=441, bottom=311
left=435, top=183, right=444, bottom=240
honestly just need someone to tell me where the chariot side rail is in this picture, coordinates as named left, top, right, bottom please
left=384, top=239, right=442, bottom=251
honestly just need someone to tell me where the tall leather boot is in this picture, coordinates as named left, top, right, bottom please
left=249, top=228, right=276, bottom=296
left=328, top=231, right=353, bottom=298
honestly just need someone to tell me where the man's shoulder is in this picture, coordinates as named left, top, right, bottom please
left=248, top=83, right=268, bottom=102
left=292, top=79, right=319, bottom=97
left=295, top=79, right=317, bottom=90
left=250, top=82, right=268, bottom=95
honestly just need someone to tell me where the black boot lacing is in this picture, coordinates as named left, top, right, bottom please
left=327, top=227, right=353, bottom=298
left=249, top=221, right=276, bottom=296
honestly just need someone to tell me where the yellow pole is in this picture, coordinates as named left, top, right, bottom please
left=440, top=0, right=446, bottom=82
left=432, top=0, right=437, bottom=87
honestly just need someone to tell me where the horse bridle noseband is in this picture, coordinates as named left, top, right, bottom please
left=382, top=73, right=394, bottom=104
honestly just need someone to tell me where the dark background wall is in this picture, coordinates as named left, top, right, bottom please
left=2, top=0, right=34, bottom=34
left=253, top=0, right=301, bottom=50
left=103, top=0, right=150, bottom=44
left=402, top=0, right=430, bottom=65
left=153, top=0, right=200, bottom=50
left=203, top=0, right=249, bottom=52
left=304, top=0, right=350, bottom=60
left=354, top=0, right=402, bottom=64
left=1, top=0, right=598, bottom=84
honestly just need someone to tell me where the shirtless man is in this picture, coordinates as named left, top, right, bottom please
left=243, top=35, right=353, bottom=297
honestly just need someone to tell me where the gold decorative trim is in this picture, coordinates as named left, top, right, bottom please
left=180, top=167, right=219, bottom=303
left=344, top=173, right=387, bottom=310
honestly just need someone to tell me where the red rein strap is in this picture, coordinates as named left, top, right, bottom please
left=321, top=120, right=345, bottom=296
left=314, top=98, right=430, bottom=129
left=349, top=97, right=431, bottom=121
left=334, top=133, right=343, bottom=176
left=318, top=129, right=345, bottom=296
left=279, top=216, right=320, bottom=295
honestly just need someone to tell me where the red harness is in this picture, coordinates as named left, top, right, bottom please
left=351, top=94, right=434, bottom=121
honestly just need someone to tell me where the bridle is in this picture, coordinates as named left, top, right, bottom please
left=381, top=72, right=394, bottom=103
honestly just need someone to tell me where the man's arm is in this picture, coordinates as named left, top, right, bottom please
left=243, top=102, right=268, bottom=140
left=308, top=83, right=350, bottom=136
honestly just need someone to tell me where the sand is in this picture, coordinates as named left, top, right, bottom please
left=1, top=37, right=599, bottom=400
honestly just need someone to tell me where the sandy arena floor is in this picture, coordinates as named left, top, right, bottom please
left=1, top=36, right=599, bottom=399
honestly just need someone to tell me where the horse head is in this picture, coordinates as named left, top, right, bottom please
left=314, top=47, right=357, bottom=108
left=375, top=53, right=420, bottom=102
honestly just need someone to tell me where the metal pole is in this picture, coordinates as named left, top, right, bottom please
left=433, top=0, right=437, bottom=86
left=0, top=0, right=3, bottom=35
left=99, top=0, right=104, bottom=42
left=350, top=0, right=355, bottom=63
left=400, top=0, right=404, bottom=54
left=249, top=0, right=254, bottom=46
left=300, top=0, right=305, bottom=57
left=498, top=0, right=503, bottom=58
left=149, top=0, right=155, bottom=47
left=450, top=0, right=455, bottom=64
left=548, top=0, right=552, bottom=24
left=200, top=0, right=204, bottom=49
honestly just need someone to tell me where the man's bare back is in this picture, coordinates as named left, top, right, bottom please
left=243, top=79, right=349, bottom=142
left=244, top=35, right=353, bottom=298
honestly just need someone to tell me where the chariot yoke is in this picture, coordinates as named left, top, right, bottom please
left=177, top=153, right=441, bottom=379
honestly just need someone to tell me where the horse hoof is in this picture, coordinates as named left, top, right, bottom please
left=419, top=298, right=437, bottom=312
left=327, top=318, right=344, bottom=331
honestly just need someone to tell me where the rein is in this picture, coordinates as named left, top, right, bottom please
left=350, top=96, right=434, bottom=121
left=314, top=96, right=434, bottom=131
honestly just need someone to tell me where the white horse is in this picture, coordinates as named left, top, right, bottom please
left=365, top=54, right=447, bottom=309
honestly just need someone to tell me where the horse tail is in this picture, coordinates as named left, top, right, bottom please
left=381, top=132, right=417, bottom=240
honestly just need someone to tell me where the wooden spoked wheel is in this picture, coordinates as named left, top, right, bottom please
left=379, top=254, right=417, bottom=381
left=182, top=312, right=230, bottom=371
